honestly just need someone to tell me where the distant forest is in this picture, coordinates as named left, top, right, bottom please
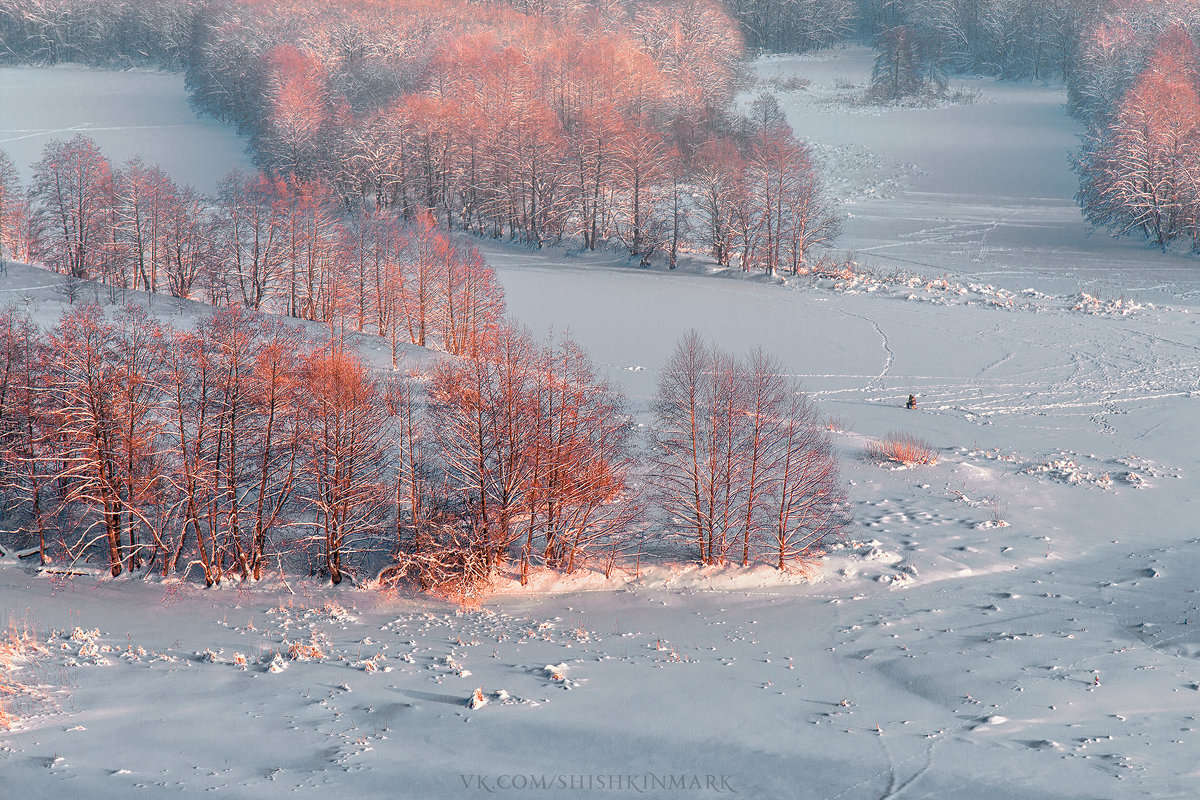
left=0, top=0, right=842, bottom=276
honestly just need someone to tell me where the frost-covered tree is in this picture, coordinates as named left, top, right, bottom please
left=41, top=304, right=166, bottom=576
left=424, top=325, right=639, bottom=583
left=744, top=124, right=841, bottom=273
left=300, top=345, right=392, bottom=585
left=0, top=149, right=23, bottom=266
left=0, top=306, right=48, bottom=560
left=869, top=25, right=942, bottom=101
left=28, top=135, right=114, bottom=280
left=1076, top=26, right=1200, bottom=251
left=746, top=92, right=789, bottom=133
left=112, top=158, right=176, bottom=293
left=861, top=0, right=1100, bottom=80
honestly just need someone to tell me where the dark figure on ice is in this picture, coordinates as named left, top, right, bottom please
left=906, top=394, right=917, bottom=410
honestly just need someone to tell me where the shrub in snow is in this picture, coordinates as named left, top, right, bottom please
left=319, top=602, right=354, bottom=622
left=467, top=687, right=488, bottom=709
left=442, top=656, right=470, bottom=676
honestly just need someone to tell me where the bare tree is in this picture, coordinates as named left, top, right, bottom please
left=519, top=334, right=640, bottom=580
left=213, top=170, right=287, bottom=310
left=43, top=304, right=163, bottom=576
left=744, top=124, right=841, bottom=273
left=439, top=237, right=505, bottom=357
left=651, top=329, right=721, bottom=562
left=613, top=118, right=675, bottom=264
left=300, top=344, right=392, bottom=584
left=28, top=135, right=114, bottom=280
left=694, top=136, right=746, bottom=267
left=0, top=149, right=25, bottom=267
left=112, top=158, right=174, bottom=294
left=108, top=304, right=169, bottom=571
left=428, top=324, right=538, bottom=565
left=0, top=306, right=49, bottom=562
left=161, top=185, right=213, bottom=300
left=162, top=320, right=223, bottom=582
left=652, top=331, right=847, bottom=566
left=160, top=308, right=308, bottom=583
left=767, top=387, right=847, bottom=569
left=398, top=210, right=442, bottom=347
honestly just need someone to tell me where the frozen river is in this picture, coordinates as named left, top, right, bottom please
left=0, top=65, right=252, bottom=195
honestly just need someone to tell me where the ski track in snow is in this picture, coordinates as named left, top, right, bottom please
left=835, top=309, right=894, bottom=393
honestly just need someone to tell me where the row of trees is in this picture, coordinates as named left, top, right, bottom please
left=929, top=0, right=1097, bottom=79
left=0, top=0, right=1126, bottom=87
left=2, top=138, right=505, bottom=360
left=8, top=113, right=839, bottom=325
left=0, top=306, right=847, bottom=589
left=0, top=304, right=372, bottom=582
left=0, top=0, right=195, bottom=66
left=1074, top=17, right=1200, bottom=252
left=0, top=0, right=1104, bottom=71
left=190, top=0, right=737, bottom=257
left=725, top=0, right=856, bottom=53
left=861, top=0, right=1103, bottom=81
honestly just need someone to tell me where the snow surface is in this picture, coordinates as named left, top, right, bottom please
left=4, top=48, right=1200, bottom=798
left=0, top=65, right=254, bottom=194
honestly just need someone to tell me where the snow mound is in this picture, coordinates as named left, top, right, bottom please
left=542, top=663, right=581, bottom=689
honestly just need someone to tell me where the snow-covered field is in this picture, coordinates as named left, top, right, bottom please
left=4, top=48, right=1200, bottom=798
left=755, top=47, right=1200, bottom=304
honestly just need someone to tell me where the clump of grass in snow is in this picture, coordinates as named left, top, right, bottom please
left=0, top=622, right=49, bottom=730
left=825, top=415, right=850, bottom=433
left=866, top=431, right=938, bottom=466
